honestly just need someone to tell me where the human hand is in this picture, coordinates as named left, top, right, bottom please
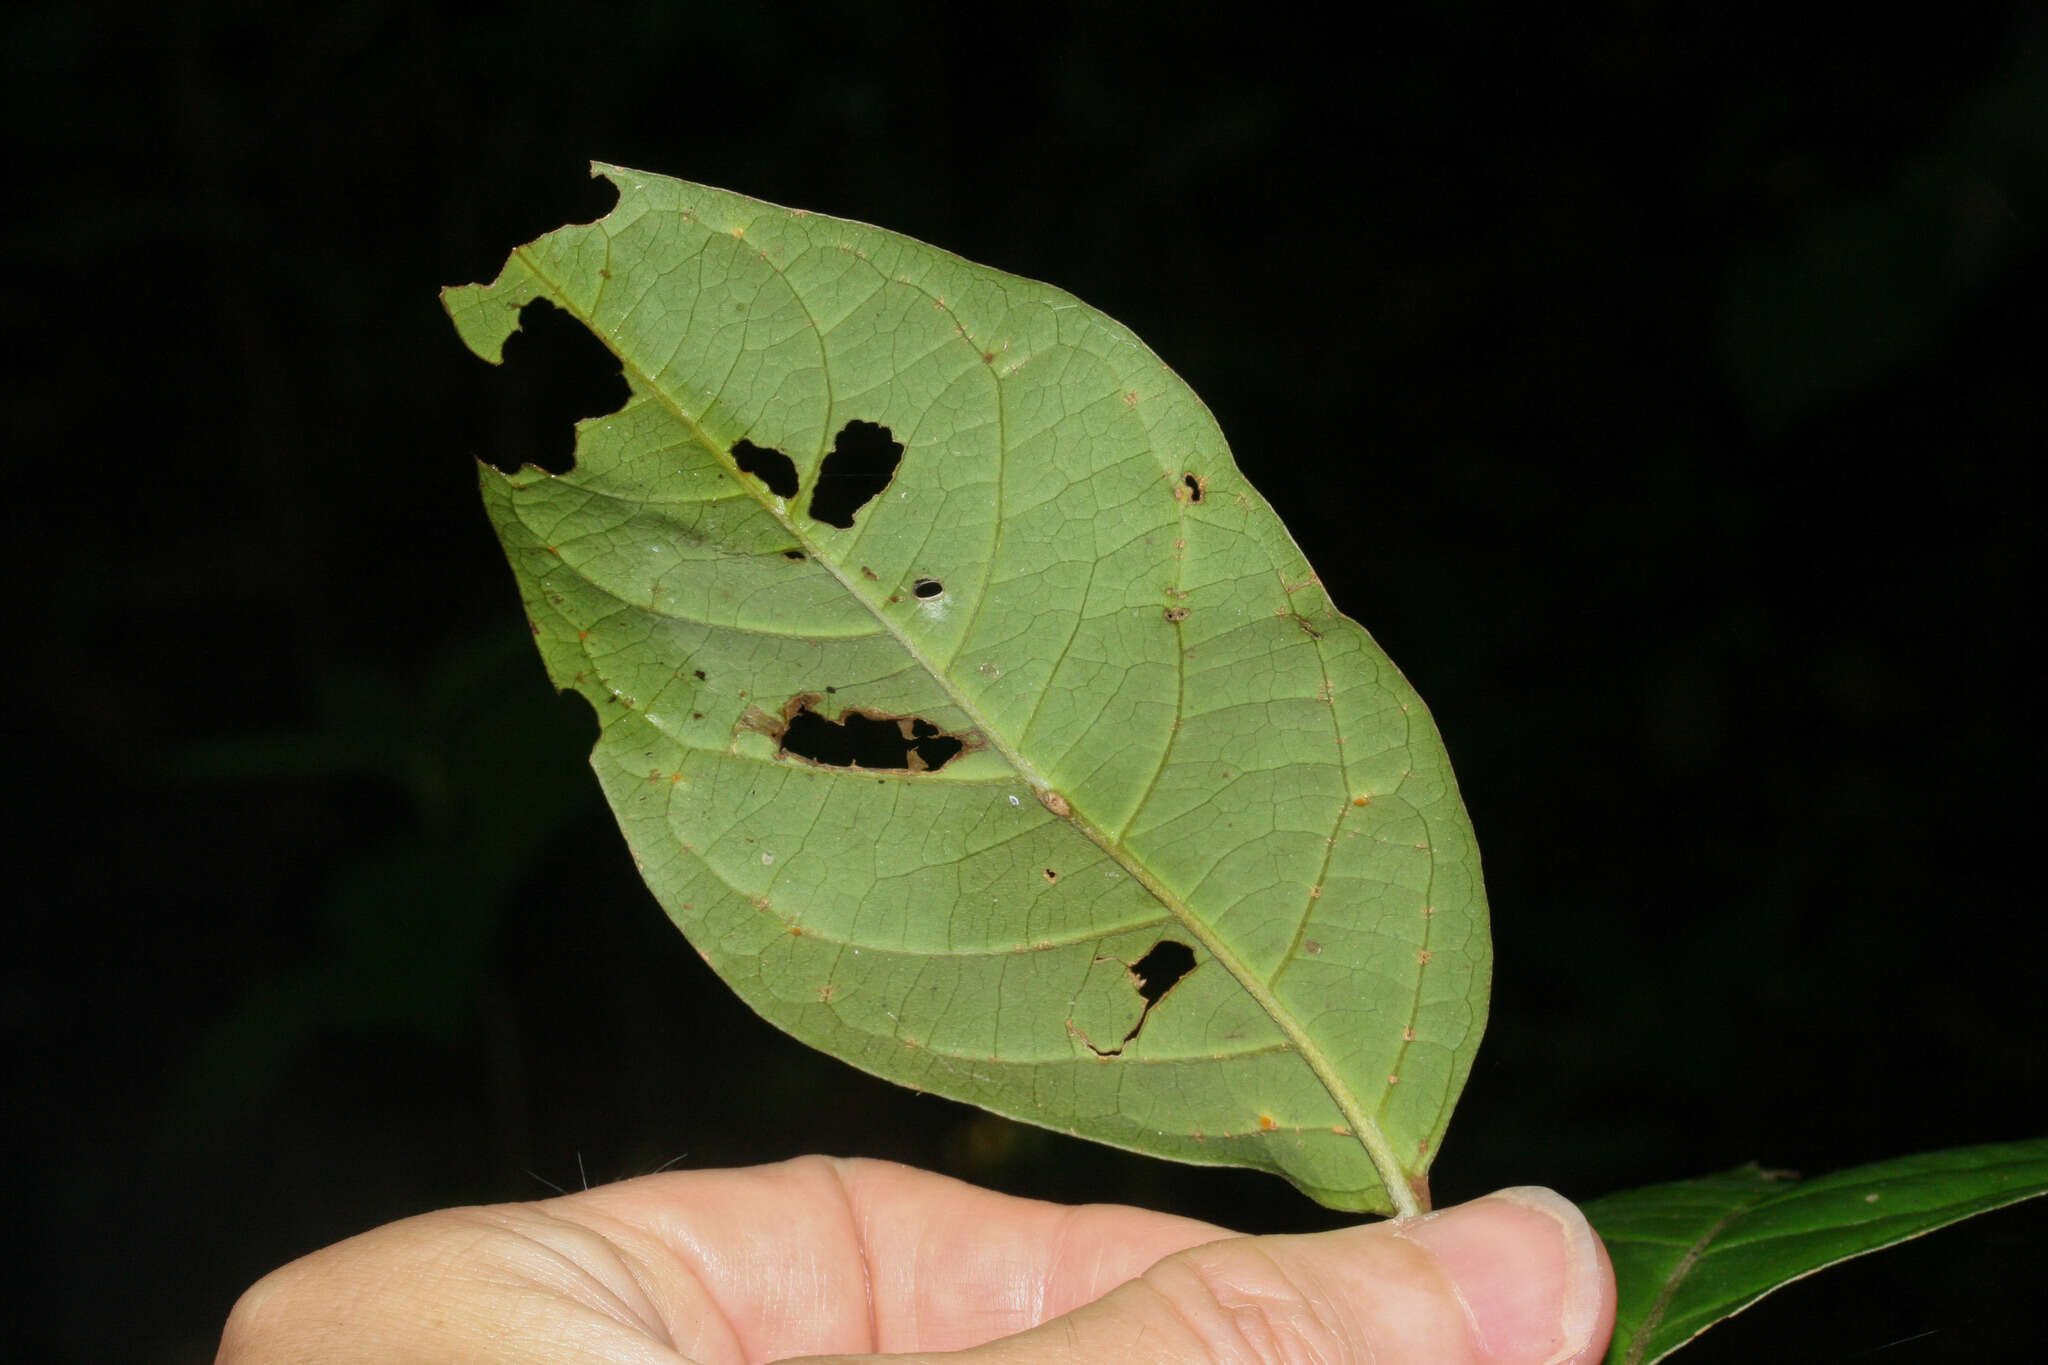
left=217, top=1155, right=1614, bottom=1363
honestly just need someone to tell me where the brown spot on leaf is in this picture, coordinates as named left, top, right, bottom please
left=735, top=702, right=788, bottom=740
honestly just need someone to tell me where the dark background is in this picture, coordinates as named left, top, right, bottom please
left=13, top=3, right=2043, bottom=1361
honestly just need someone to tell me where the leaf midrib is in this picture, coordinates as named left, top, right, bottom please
left=510, top=227, right=1422, bottom=1216
left=1623, top=1196, right=1758, bottom=1365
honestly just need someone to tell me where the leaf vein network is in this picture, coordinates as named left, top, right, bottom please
left=1377, top=803, right=1444, bottom=1119
left=746, top=226, right=838, bottom=473
left=517, top=518, right=885, bottom=641
left=1009, top=549, right=1107, bottom=755
left=932, top=364, right=1006, bottom=676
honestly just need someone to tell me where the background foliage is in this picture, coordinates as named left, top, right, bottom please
left=14, top=3, right=2042, bottom=1360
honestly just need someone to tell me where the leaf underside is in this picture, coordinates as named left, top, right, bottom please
left=1585, top=1139, right=2048, bottom=1364
left=444, top=164, right=1491, bottom=1214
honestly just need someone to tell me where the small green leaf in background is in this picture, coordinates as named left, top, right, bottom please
left=1584, top=1138, right=2048, bottom=1364
left=444, top=165, right=1492, bottom=1215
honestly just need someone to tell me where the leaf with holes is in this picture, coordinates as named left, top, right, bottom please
left=1584, top=1140, right=2048, bottom=1364
left=443, top=165, right=1490, bottom=1215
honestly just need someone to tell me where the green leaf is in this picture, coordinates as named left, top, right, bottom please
left=443, top=164, right=1490, bottom=1215
left=1585, top=1139, right=2048, bottom=1364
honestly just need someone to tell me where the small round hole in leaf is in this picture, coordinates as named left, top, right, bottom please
left=913, top=577, right=944, bottom=601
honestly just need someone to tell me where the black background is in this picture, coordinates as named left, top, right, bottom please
left=13, top=3, right=2044, bottom=1361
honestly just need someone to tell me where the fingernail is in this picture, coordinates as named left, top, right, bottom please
left=1395, top=1185, right=1602, bottom=1365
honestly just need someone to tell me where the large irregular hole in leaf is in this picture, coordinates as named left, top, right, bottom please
left=1087, top=939, right=1199, bottom=1057
left=1131, top=940, right=1196, bottom=1005
left=485, top=299, right=630, bottom=475
left=807, top=420, right=903, bottom=528
left=732, top=438, right=799, bottom=498
left=779, top=699, right=965, bottom=772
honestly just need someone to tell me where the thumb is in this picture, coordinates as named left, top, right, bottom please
left=889, top=1186, right=1611, bottom=1365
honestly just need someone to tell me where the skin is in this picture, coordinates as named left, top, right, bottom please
left=216, top=1156, right=1615, bottom=1365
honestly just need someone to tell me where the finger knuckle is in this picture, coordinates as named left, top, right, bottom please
left=1139, top=1241, right=1352, bottom=1365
